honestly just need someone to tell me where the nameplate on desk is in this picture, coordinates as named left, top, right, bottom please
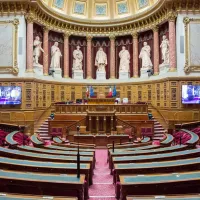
left=155, top=196, right=166, bottom=199
left=43, top=196, right=54, bottom=199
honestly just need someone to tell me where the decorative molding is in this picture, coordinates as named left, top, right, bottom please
left=0, top=0, right=198, bottom=37
left=0, top=18, right=19, bottom=75
left=183, top=17, right=200, bottom=74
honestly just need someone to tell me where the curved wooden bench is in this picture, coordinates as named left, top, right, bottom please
left=30, top=134, right=44, bottom=147
left=160, top=134, right=174, bottom=146
left=126, top=194, right=200, bottom=200
left=107, top=139, right=152, bottom=149
left=0, top=193, right=77, bottom=200
left=110, top=148, right=200, bottom=171
left=109, top=145, right=188, bottom=169
left=45, top=145, right=95, bottom=152
left=0, top=156, right=92, bottom=185
left=114, top=157, right=200, bottom=184
left=119, top=171, right=200, bottom=200
left=18, top=145, right=94, bottom=157
left=5, top=131, right=19, bottom=148
left=0, top=147, right=95, bottom=169
left=181, top=129, right=199, bottom=147
left=0, top=169, right=85, bottom=200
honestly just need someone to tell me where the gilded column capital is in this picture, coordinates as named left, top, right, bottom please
left=63, top=31, right=71, bottom=39
left=109, top=34, right=115, bottom=40
left=86, top=35, right=93, bottom=41
left=43, top=26, right=50, bottom=33
left=131, top=31, right=138, bottom=39
left=25, top=13, right=34, bottom=24
left=152, top=25, right=159, bottom=32
left=168, top=12, right=177, bottom=22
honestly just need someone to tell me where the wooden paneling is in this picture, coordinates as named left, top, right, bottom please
left=0, top=78, right=199, bottom=130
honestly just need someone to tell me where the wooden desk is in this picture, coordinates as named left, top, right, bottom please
left=87, top=98, right=115, bottom=104
left=0, top=170, right=85, bottom=200
left=119, top=171, right=200, bottom=200
left=74, top=134, right=129, bottom=146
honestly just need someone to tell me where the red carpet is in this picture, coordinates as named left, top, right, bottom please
left=89, top=149, right=116, bottom=200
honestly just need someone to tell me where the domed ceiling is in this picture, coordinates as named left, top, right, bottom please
left=40, top=0, right=160, bottom=24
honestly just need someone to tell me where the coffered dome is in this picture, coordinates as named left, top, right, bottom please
left=40, top=0, right=160, bottom=25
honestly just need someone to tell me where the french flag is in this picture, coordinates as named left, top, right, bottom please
left=108, top=87, right=112, bottom=97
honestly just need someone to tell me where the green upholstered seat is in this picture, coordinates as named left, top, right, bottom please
left=30, top=134, right=44, bottom=145
left=5, top=131, right=19, bottom=146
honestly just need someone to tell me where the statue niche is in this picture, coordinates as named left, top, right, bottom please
left=95, top=47, right=107, bottom=80
left=72, top=45, right=83, bottom=80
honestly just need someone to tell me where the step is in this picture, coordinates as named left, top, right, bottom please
left=39, top=127, right=48, bottom=130
left=41, top=124, right=48, bottom=127
left=154, top=130, right=165, bottom=133
left=36, top=131, right=48, bottom=134
left=154, top=124, right=162, bottom=128
left=154, top=127, right=165, bottom=131
left=154, top=134, right=164, bottom=137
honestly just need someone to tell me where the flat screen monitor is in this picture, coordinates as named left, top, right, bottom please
left=182, top=85, right=200, bottom=104
left=0, top=86, right=22, bottom=105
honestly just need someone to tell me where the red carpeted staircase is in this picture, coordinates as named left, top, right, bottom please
left=36, top=118, right=51, bottom=141
left=89, top=149, right=116, bottom=200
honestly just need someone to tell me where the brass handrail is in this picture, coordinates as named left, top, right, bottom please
left=66, top=117, right=87, bottom=131
left=116, top=117, right=136, bottom=133
left=149, top=102, right=168, bottom=127
left=33, top=105, right=53, bottom=133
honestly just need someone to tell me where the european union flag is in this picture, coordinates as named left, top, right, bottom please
left=112, top=85, right=117, bottom=97
left=90, top=86, right=94, bottom=97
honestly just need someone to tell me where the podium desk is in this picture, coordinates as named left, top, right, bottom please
left=87, top=98, right=115, bottom=104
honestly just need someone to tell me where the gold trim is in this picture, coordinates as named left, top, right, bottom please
left=184, top=17, right=200, bottom=74
left=0, top=18, right=19, bottom=75
left=168, top=68, right=177, bottom=72
left=26, top=69, right=35, bottom=73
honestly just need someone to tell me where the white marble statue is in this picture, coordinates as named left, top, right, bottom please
left=95, top=47, right=107, bottom=72
left=33, top=36, right=44, bottom=65
left=119, top=46, right=130, bottom=72
left=139, top=42, right=153, bottom=69
left=50, top=42, right=62, bottom=68
left=73, top=46, right=83, bottom=71
left=160, top=35, right=169, bottom=65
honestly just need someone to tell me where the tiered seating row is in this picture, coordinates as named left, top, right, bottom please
left=0, top=131, right=96, bottom=200
left=107, top=131, right=200, bottom=200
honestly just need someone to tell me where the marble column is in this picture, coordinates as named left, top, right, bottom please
left=109, top=35, right=115, bottom=79
left=63, top=32, right=70, bottom=78
left=26, top=16, right=34, bottom=72
left=153, top=26, right=159, bottom=75
left=132, top=32, right=139, bottom=78
left=169, top=16, right=177, bottom=71
left=43, top=27, right=49, bottom=75
left=86, top=35, right=92, bottom=79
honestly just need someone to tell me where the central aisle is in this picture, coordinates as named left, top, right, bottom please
left=89, top=149, right=116, bottom=200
